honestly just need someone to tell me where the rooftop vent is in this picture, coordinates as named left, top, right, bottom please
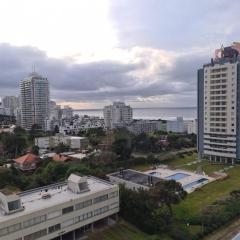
left=41, top=192, right=51, bottom=199
left=67, top=174, right=89, bottom=194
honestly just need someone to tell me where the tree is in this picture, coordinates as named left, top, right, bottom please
left=29, top=124, right=44, bottom=139
left=31, top=145, right=39, bottom=155
left=111, top=138, right=132, bottom=160
left=54, top=143, right=70, bottom=154
left=150, top=180, right=187, bottom=215
left=54, top=125, right=59, bottom=134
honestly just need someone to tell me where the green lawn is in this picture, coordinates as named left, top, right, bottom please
left=87, top=220, right=171, bottom=240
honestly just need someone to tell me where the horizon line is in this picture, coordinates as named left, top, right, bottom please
left=73, top=106, right=197, bottom=111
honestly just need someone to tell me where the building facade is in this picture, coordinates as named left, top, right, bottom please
left=198, top=42, right=240, bottom=164
left=20, top=72, right=49, bottom=131
left=0, top=174, right=119, bottom=240
left=103, top=102, right=133, bottom=129
left=127, top=120, right=166, bottom=135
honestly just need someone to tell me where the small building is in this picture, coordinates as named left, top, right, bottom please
left=14, top=153, right=39, bottom=171
left=0, top=174, right=119, bottom=240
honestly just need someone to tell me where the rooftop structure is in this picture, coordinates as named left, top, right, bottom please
left=0, top=174, right=119, bottom=240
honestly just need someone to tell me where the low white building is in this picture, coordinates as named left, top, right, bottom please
left=167, top=117, right=185, bottom=133
left=0, top=174, right=119, bottom=240
left=35, top=135, right=88, bottom=150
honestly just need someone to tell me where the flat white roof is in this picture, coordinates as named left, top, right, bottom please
left=68, top=136, right=87, bottom=140
left=0, top=176, right=115, bottom=223
left=69, top=153, right=86, bottom=159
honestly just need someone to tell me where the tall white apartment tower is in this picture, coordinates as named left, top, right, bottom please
left=103, top=102, right=133, bottom=129
left=20, top=72, right=49, bottom=131
left=198, top=42, right=240, bottom=164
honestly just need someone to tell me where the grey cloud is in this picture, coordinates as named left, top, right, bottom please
left=109, top=0, right=240, bottom=50
left=0, top=43, right=206, bottom=106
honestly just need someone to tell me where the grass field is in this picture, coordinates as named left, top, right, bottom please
left=87, top=220, right=172, bottom=240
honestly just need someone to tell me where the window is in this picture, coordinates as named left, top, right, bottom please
left=23, top=215, right=46, bottom=228
left=94, top=206, right=109, bottom=216
left=48, top=224, right=61, bottom=234
left=62, top=206, right=74, bottom=215
left=109, top=191, right=118, bottom=199
left=24, top=229, right=47, bottom=240
left=75, top=199, right=92, bottom=210
left=94, top=194, right=108, bottom=204
left=109, top=202, right=119, bottom=209
left=0, top=223, right=22, bottom=237
left=75, top=211, right=92, bottom=223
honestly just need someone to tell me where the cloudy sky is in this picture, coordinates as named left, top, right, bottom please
left=0, top=0, right=239, bottom=109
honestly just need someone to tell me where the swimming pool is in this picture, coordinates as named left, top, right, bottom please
left=164, top=173, right=190, bottom=181
left=183, top=178, right=208, bottom=190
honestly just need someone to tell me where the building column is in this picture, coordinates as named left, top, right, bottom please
left=232, top=158, right=234, bottom=165
left=73, top=230, right=76, bottom=240
left=91, top=223, right=94, bottom=232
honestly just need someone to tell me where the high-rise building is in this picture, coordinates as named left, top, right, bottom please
left=2, top=96, right=19, bottom=116
left=62, top=105, right=73, bottom=119
left=198, top=42, right=240, bottom=164
left=20, top=72, right=49, bottom=131
left=103, top=102, right=133, bottom=129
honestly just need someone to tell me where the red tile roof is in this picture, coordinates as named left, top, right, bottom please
left=15, top=153, right=39, bottom=164
left=52, top=154, right=72, bottom=162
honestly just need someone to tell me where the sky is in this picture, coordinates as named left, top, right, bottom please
left=0, top=0, right=240, bottom=109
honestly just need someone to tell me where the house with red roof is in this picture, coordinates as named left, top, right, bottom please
left=14, top=153, right=39, bottom=171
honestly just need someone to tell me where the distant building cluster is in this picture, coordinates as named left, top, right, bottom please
left=0, top=72, right=197, bottom=137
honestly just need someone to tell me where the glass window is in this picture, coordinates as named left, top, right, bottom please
left=62, top=206, right=74, bottom=215
left=24, top=229, right=47, bottom=240
left=23, top=215, right=46, bottom=228
left=48, top=224, right=61, bottom=234
left=94, top=194, right=108, bottom=204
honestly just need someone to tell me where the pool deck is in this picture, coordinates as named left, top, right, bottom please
left=144, top=168, right=215, bottom=193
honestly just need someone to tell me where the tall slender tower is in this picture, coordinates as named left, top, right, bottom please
left=198, top=42, right=240, bottom=164
left=20, top=72, right=49, bottom=131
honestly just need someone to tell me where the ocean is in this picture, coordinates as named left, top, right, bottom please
left=74, top=107, right=197, bottom=120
